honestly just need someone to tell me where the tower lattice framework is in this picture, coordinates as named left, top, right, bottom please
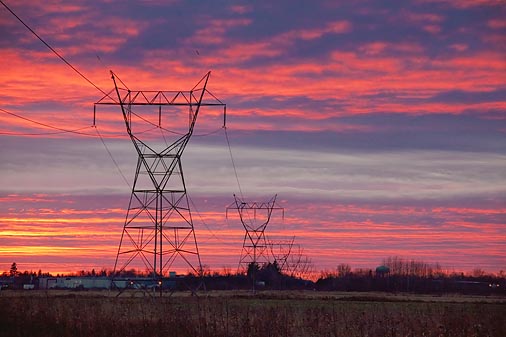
left=227, top=194, right=284, bottom=272
left=95, top=71, right=225, bottom=281
left=269, top=237, right=295, bottom=272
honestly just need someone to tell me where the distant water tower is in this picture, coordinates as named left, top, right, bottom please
left=375, top=265, right=390, bottom=277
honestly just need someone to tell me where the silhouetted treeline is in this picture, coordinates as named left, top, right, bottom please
left=2, top=258, right=505, bottom=295
left=315, top=271, right=506, bottom=295
left=316, top=258, right=506, bottom=295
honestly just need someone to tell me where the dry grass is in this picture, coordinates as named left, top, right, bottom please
left=1, top=290, right=505, bottom=337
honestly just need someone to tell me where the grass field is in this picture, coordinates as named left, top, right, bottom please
left=1, top=290, right=505, bottom=337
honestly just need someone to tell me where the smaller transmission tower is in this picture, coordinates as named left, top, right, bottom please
left=227, top=194, right=284, bottom=272
left=269, top=237, right=295, bottom=273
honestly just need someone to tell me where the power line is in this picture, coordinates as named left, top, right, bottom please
left=1, top=106, right=222, bottom=139
left=193, top=127, right=223, bottom=137
left=0, top=108, right=132, bottom=138
left=94, top=126, right=131, bottom=189
left=0, top=108, right=132, bottom=187
left=128, top=109, right=185, bottom=136
left=188, top=194, right=227, bottom=245
left=1, top=1, right=221, bottom=138
left=0, top=0, right=110, bottom=98
left=0, top=108, right=96, bottom=136
left=1, top=0, right=235, bottom=196
left=0, top=126, right=92, bottom=136
left=224, top=126, right=244, bottom=199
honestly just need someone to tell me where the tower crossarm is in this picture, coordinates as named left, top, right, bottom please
left=93, top=71, right=226, bottom=135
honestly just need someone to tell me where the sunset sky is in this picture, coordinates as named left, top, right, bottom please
left=1, top=0, right=505, bottom=276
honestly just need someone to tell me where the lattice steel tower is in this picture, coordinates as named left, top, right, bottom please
left=269, top=237, right=295, bottom=273
left=95, top=71, right=225, bottom=282
left=227, top=194, right=284, bottom=272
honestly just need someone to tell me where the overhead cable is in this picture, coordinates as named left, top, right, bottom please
left=224, top=126, right=244, bottom=199
left=0, top=0, right=110, bottom=98
left=0, top=108, right=95, bottom=136
left=94, top=126, right=131, bottom=189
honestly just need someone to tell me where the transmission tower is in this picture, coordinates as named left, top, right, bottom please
left=227, top=194, right=284, bottom=272
left=269, top=237, right=295, bottom=273
left=94, top=71, right=225, bottom=290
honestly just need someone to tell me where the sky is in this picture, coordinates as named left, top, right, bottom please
left=0, top=0, right=505, bottom=276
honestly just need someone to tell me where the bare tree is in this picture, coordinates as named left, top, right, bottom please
left=337, top=263, right=352, bottom=277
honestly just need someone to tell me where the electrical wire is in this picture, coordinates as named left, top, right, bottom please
left=1, top=0, right=238, bottom=200
left=224, top=126, right=244, bottom=199
left=94, top=126, right=131, bottom=189
left=0, top=126, right=93, bottom=136
left=193, top=127, right=223, bottom=137
left=1, top=106, right=221, bottom=140
left=1, top=107, right=133, bottom=202
left=0, top=108, right=133, bottom=138
left=0, top=0, right=110, bottom=98
left=188, top=194, right=227, bottom=244
left=129, top=109, right=186, bottom=136
left=0, top=108, right=96, bottom=136
left=0, top=2, right=220, bottom=139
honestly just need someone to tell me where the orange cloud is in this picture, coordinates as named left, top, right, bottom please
left=5, top=35, right=503, bottom=136
left=1, top=198, right=504, bottom=274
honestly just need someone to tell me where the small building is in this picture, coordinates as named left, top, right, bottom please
left=38, top=276, right=179, bottom=290
left=39, top=277, right=113, bottom=290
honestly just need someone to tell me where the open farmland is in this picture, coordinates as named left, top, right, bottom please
left=1, top=290, right=505, bottom=337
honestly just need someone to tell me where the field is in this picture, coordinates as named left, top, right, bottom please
left=1, top=290, right=505, bottom=337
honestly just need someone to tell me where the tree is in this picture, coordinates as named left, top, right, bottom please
left=258, top=261, right=282, bottom=286
left=9, top=262, right=18, bottom=277
left=472, top=268, right=485, bottom=278
left=337, top=263, right=352, bottom=277
left=247, top=262, right=260, bottom=280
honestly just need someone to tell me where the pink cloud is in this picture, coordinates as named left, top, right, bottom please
left=292, top=20, right=352, bottom=40
left=394, top=10, right=444, bottom=34
left=189, top=18, right=252, bottom=45
left=423, top=24, right=442, bottom=34
left=488, top=19, right=506, bottom=29
left=42, top=16, right=147, bottom=56
left=415, top=0, right=504, bottom=8
left=278, top=20, right=352, bottom=42
left=1, top=5, right=504, bottom=137
left=3, top=43, right=504, bottom=137
left=6, top=0, right=86, bottom=17
left=229, top=4, right=252, bottom=15
left=402, top=11, right=444, bottom=23
left=359, top=42, right=388, bottom=55
left=449, top=43, right=468, bottom=52
left=188, top=20, right=351, bottom=64
left=359, top=42, right=425, bottom=56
